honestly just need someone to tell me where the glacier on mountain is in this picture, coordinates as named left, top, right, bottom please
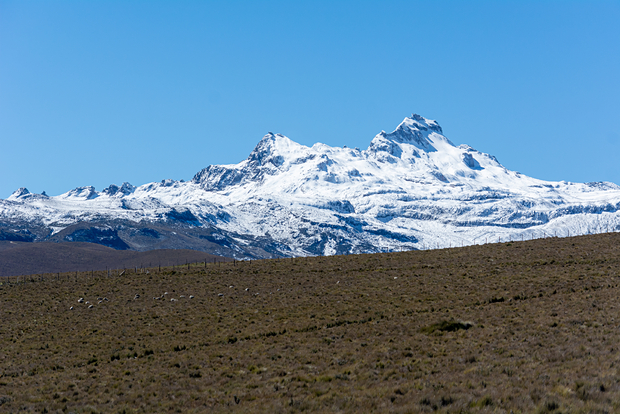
left=2, top=114, right=620, bottom=258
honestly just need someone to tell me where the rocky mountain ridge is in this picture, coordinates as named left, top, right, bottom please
left=2, top=114, right=620, bottom=258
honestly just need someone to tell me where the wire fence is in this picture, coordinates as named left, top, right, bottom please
left=0, top=256, right=242, bottom=286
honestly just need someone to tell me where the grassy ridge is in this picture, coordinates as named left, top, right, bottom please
left=2, top=233, right=620, bottom=412
left=0, top=241, right=229, bottom=277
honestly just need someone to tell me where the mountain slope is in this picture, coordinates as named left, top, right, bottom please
left=0, top=241, right=228, bottom=277
left=2, top=114, right=620, bottom=257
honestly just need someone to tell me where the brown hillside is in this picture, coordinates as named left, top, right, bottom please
left=0, top=241, right=229, bottom=277
left=1, top=233, right=620, bottom=412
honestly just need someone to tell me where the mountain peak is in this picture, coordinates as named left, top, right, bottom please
left=402, top=114, right=443, bottom=134
left=368, top=114, right=452, bottom=159
left=102, top=182, right=136, bottom=197
left=376, top=114, right=446, bottom=146
left=60, top=186, right=99, bottom=200
left=8, top=187, right=30, bottom=200
left=248, top=132, right=307, bottom=168
left=8, top=187, right=51, bottom=201
left=389, top=114, right=445, bottom=142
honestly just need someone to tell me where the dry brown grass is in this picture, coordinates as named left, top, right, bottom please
left=2, top=233, right=620, bottom=413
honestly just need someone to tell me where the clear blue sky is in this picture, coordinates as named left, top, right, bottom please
left=1, top=1, right=619, bottom=198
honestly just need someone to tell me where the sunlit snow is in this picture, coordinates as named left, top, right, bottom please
left=3, top=114, right=620, bottom=257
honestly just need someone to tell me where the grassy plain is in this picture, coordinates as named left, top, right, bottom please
left=2, top=233, right=620, bottom=413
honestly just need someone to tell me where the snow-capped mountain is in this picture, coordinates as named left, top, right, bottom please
left=3, top=114, right=620, bottom=258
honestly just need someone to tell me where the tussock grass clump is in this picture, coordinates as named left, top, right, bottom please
left=420, top=319, right=473, bottom=334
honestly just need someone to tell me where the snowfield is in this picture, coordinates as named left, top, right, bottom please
left=3, top=114, right=620, bottom=257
